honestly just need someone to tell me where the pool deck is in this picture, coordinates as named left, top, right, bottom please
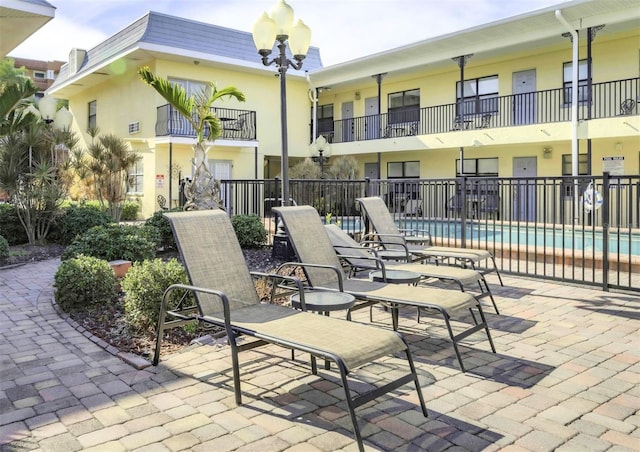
left=1, top=258, right=639, bottom=451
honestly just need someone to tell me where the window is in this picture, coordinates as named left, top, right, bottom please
left=127, top=159, right=143, bottom=194
left=388, top=89, right=419, bottom=124
left=316, top=104, right=334, bottom=142
left=88, top=100, right=97, bottom=130
left=563, top=60, right=589, bottom=105
left=456, top=75, right=498, bottom=116
left=387, top=161, right=420, bottom=206
left=168, top=78, right=207, bottom=97
left=561, top=153, right=589, bottom=197
left=33, top=70, right=45, bottom=79
left=561, top=153, right=589, bottom=175
left=455, top=157, right=499, bottom=176
left=387, top=161, right=419, bottom=178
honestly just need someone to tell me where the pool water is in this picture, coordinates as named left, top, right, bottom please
left=335, top=217, right=640, bottom=257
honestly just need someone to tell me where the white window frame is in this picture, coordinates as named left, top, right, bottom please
left=127, top=160, right=144, bottom=194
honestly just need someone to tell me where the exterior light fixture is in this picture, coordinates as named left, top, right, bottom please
left=38, top=95, right=57, bottom=123
left=252, top=0, right=311, bottom=206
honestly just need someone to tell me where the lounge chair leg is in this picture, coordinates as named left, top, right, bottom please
left=338, top=367, right=365, bottom=452
left=481, top=279, right=500, bottom=314
left=491, top=257, right=504, bottom=286
left=391, top=304, right=399, bottom=331
left=442, top=315, right=466, bottom=372
left=228, top=336, right=243, bottom=405
left=153, top=291, right=170, bottom=366
left=403, top=343, right=428, bottom=417
left=476, top=305, right=496, bottom=353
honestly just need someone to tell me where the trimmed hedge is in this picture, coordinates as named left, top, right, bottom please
left=62, top=223, right=157, bottom=262
left=0, top=235, right=9, bottom=259
left=231, top=215, right=267, bottom=249
left=53, top=204, right=112, bottom=245
left=54, top=255, right=117, bottom=311
left=0, top=203, right=28, bottom=245
left=122, top=258, right=191, bottom=329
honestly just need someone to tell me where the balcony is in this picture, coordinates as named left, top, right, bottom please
left=318, top=78, right=638, bottom=144
left=155, top=104, right=257, bottom=141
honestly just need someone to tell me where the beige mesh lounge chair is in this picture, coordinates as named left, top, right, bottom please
left=274, top=205, right=496, bottom=372
left=153, top=210, right=427, bottom=451
left=324, top=224, right=499, bottom=315
left=357, top=196, right=504, bottom=285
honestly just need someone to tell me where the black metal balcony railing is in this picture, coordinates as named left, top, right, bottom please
left=318, top=78, right=639, bottom=144
left=155, top=105, right=257, bottom=141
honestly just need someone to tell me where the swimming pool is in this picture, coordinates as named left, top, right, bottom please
left=334, top=217, right=640, bottom=257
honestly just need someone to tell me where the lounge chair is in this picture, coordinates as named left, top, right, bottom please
left=324, top=224, right=499, bottom=314
left=274, top=205, right=496, bottom=372
left=356, top=196, right=504, bottom=285
left=153, top=210, right=427, bottom=451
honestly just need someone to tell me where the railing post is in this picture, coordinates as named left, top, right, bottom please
left=364, top=177, right=371, bottom=197
left=601, top=172, right=610, bottom=292
left=460, top=175, right=467, bottom=247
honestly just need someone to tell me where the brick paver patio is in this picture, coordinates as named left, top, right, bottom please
left=1, top=258, right=638, bottom=451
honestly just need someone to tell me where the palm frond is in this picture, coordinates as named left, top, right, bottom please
left=138, top=66, right=195, bottom=124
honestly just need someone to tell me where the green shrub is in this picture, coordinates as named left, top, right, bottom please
left=54, top=255, right=117, bottom=311
left=62, top=223, right=157, bottom=262
left=53, top=204, right=112, bottom=245
left=0, top=203, right=28, bottom=245
left=121, top=258, right=191, bottom=329
left=231, top=215, right=267, bottom=249
left=144, top=208, right=182, bottom=250
left=0, top=235, right=9, bottom=259
left=120, top=201, right=141, bottom=221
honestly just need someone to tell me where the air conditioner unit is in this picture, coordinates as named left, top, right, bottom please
left=128, top=122, right=140, bottom=134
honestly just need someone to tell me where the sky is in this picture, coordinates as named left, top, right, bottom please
left=11, top=0, right=565, bottom=67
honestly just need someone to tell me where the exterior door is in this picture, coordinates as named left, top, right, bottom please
left=341, top=101, right=354, bottom=143
left=512, top=70, right=536, bottom=125
left=364, top=97, right=380, bottom=140
left=210, top=160, right=232, bottom=212
left=513, top=157, right=537, bottom=222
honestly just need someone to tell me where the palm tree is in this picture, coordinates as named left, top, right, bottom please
left=138, top=67, right=246, bottom=210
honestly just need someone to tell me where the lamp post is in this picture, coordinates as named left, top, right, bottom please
left=252, top=0, right=311, bottom=206
left=310, top=134, right=331, bottom=178
left=37, top=96, right=73, bottom=165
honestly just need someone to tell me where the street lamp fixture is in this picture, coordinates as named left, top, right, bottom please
left=310, top=134, right=331, bottom=178
left=37, top=96, right=74, bottom=165
left=252, top=0, right=311, bottom=206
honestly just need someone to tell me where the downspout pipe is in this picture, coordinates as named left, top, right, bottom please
left=306, top=72, right=318, bottom=142
left=556, top=9, right=580, bottom=223
left=555, top=10, right=579, bottom=178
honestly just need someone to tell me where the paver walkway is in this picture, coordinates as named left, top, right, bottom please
left=1, top=258, right=638, bottom=451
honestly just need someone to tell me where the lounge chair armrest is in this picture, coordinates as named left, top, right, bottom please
left=250, top=270, right=306, bottom=304
left=163, top=283, right=234, bottom=335
left=398, top=228, right=433, bottom=245
left=332, top=243, right=381, bottom=258
left=337, top=253, right=387, bottom=271
left=362, top=232, right=409, bottom=245
left=276, top=261, right=346, bottom=293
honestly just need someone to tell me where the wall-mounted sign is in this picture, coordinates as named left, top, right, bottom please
left=156, top=174, right=165, bottom=188
left=602, top=156, right=624, bottom=175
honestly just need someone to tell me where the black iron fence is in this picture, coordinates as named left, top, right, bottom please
left=321, top=77, right=639, bottom=143
left=215, top=174, right=639, bottom=293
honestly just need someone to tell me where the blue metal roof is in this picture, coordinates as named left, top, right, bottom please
left=52, top=11, right=323, bottom=88
left=18, top=0, right=55, bottom=7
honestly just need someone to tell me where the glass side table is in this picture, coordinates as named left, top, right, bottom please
left=290, top=290, right=355, bottom=320
left=370, top=269, right=422, bottom=285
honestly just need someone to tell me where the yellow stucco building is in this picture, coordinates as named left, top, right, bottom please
left=47, top=0, right=639, bottom=218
